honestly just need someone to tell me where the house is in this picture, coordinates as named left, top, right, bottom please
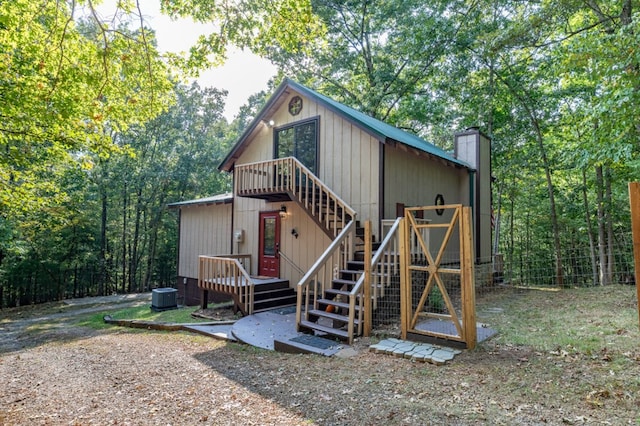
left=168, top=78, right=491, bottom=343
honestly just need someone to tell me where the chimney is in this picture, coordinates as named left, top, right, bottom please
left=455, top=128, right=492, bottom=261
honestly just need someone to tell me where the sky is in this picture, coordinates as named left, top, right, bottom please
left=96, top=0, right=277, bottom=120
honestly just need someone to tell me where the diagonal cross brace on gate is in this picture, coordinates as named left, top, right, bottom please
left=400, top=205, right=477, bottom=349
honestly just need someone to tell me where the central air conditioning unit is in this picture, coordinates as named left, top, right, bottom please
left=151, top=288, right=178, bottom=311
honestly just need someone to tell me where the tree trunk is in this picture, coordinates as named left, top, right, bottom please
left=99, top=178, right=108, bottom=296
left=582, top=170, right=599, bottom=286
left=595, top=164, right=608, bottom=285
left=605, top=166, right=615, bottom=284
left=121, top=182, right=128, bottom=294
left=531, top=118, right=563, bottom=287
left=130, top=186, right=143, bottom=293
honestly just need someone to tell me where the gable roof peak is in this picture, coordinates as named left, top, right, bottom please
left=219, top=78, right=472, bottom=172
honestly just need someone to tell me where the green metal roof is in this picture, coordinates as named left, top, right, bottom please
left=219, top=78, right=472, bottom=171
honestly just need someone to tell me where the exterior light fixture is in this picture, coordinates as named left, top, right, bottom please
left=279, top=205, right=287, bottom=219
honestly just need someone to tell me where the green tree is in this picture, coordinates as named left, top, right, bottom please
left=0, top=0, right=174, bottom=214
left=96, top=82, right=233, bottom=294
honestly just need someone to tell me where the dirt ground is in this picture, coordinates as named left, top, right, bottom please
left=1, top=289, right=639, bottom=425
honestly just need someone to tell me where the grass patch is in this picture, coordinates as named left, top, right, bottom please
left=477, top=285, right=639, bottom=356
left=76, top=305, right=211, bottom=329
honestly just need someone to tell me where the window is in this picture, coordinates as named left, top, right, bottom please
left=274, top=118, right=318, bottom=173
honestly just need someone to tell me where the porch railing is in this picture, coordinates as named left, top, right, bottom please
left=296, top=221, right=356, bottom=339
left=235, top=157, right=356, bottom=237
left=198, top=254, right=255, bottom=315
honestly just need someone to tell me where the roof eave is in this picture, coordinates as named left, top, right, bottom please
left=218, top=79, right=293, bottom=172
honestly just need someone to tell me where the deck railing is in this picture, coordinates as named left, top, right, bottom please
left=198, top=254, right=255, bottom=315
left=296, top=221, right=356, bottom=339
left=235, top=157, right=356, bottom=237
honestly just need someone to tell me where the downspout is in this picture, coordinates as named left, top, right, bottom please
left=378, top=142, right=385, bottom=237
left=230, top=169, right=236, bottom=254
left=468, top=170, right=477, bottom=260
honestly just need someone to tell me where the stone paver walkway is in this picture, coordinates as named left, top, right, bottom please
left=369, top=338, right=462, bottom=365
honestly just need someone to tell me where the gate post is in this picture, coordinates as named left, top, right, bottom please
left=628, top=182, right=640, bottom=330
left=399, top=217, right=410, bottom=340
left=363, top=220, right=372, bottom=336
left=461, top=207, right=477, bottom=349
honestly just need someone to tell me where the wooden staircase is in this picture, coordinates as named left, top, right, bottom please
left=299, top=254, right=367, bottom=340
left=235, top=157, right=356, bottom=238
left=296, top=218, right=403, bottom=344
left=234, top=156, right=404, bottom=343
left=299, top=236, right=402, bottom=341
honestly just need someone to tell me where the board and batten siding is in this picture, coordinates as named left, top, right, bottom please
left=261, top=91, right=381, bottom=227
left=383, top=143, right=469, bottom=217
left=178, top=203, right=232, bottom=278
left=383, top=143, right=470, bottom=257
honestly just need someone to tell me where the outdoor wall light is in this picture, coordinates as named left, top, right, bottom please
left=264, top=119, right=275, bottom=128
left=279, top=205, right=288, bottom=219
left=291, top=228, right=299, bottom=238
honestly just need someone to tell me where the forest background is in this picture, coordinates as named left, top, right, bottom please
left=1, top=0, right=639, bottom=307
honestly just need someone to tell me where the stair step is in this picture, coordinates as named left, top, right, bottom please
left=332, top=278, right=357, bottom=287
left=253, top=295, right=297, bottom=312
left=348, top=260, right=365, bottom=270
left=318, top=298, right=360, bottom=310
left=253, top=288, right=296, bottom=301
left=324, top=288, right=351, bottom=297
left=299, top=320, right=349, bottom=339
left=308, top=309, right=359, bottom=325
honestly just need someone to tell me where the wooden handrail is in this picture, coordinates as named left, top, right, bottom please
left=235, top=157, right=356, bottom=237
left=295, top=221, right=355, bottom=338
left=198, top=255, right=255, bottom=315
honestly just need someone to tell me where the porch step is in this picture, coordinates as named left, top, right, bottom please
left=307, top=309, right=360, bottom=326
left=317, top=298, right=360, bottom=311
left=299, top=319, right=349, bottom=339
left=252, top=280, right=296, bottom=313
left=331, top=278, right=358, bottom=289
left=324, top=288, right=351, bottom=298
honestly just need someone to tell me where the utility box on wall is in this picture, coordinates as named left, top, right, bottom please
left=151, top=287, right=178, bottom=311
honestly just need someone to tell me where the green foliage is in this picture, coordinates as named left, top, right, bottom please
left=3, top=0, right=640, bottom=305
left=0, top=0, right=174, bottom=216
left=159, top=0, right=325, bottom=70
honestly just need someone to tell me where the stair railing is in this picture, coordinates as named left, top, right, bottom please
left=235, top=157, right=356, bottom=237
left=351, top=217, right=403, bottom=336
left=296, top=221, right=356, bottom=336
left=199, top=255, right=255, bottom=315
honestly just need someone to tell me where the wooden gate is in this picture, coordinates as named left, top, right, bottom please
left=400, top=205, right=477, bottom=349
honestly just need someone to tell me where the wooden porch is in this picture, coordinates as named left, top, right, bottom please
left=198, top=254, right=296, bottom=315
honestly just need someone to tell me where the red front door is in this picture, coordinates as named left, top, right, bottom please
left=258, top=211, right=281, bottom=277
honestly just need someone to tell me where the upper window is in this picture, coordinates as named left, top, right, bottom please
left=274, top=118, right=318, bottom=174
